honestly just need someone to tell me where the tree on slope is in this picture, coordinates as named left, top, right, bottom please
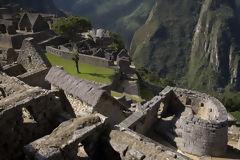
left=52, top=16, right=92, bottom=40
left=72, top=52, right=80, bottom=73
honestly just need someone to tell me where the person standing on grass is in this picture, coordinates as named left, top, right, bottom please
left=72, top=52, right=80, bottom=73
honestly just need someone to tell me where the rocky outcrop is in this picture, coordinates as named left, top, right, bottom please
left=188, top=0, right=240, bottom=90
left=130, top=0, right=203, bottom=83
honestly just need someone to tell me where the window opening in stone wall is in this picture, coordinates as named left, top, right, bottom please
left=28, top=55, right=32, bottom=63
left=186, top=98, right=192, bottom=105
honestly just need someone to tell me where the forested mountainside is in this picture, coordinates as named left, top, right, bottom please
left=131, top=0, right=240, bottom=93
left=53, top=0, right=155, bottom=48
left=3, top=0, right=65, bottom=16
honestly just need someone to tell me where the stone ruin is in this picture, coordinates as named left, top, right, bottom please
left=45, top=66, right=127, bottom=126
left=0, top=4, right=67, bottom=49
left=157, top=87, right=228, bottom=156
left=0, top=72, right=71, bottom=160
left=117, top=86, right=229, bottom=156
left=1, top=37, right=52, bottom=89
left=0, top=61, right=233, bottom=159
left=0, top=4, right=237, bottom=159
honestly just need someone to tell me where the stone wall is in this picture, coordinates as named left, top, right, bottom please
left=94, top=92, right=127, bottom=125
left=0, top=34, right=12, bottom=48
left=45, top=67, right=127, bottom=126
left=65, top=92, right=93, bottom=115
left=157, top=87, right=228, bottom=156
left=0, top=30, right=56, bottom=49
left=17, top=68, right=50, bottom=89
left=118, top=90, right=172, bottom=135
left=64, top=91, right=126, bottom=126
left=38, top=36, right=68, bottom=49
left=110, top=128, right=189, bottom=160
left=24, top=115, right=105, bottom=160
left=2, top=48, right=18, bottom=64
left=17, top=38, right=51, bottom=71
left=0, top=89, right=66, bottom=160
left=174, top=114, right=228, bottom=156
left=2, top=63, right=26, bottom=76
left=117, top=86, right=228, bottom=156
left=46, top=46, right=113, bottom=67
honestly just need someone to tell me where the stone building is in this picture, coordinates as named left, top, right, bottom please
left=45, top=66, right=127, bottom=125
left=117, top=49, right=133, bottom=74
left=89, top=28, right=114, bottom=48
left=118, top=86, right=228, bottom=157
left=18, top=13, right=49, bottom=33
left=0, top=72, right=69, bottom=160
left=0, top=19, right=16, bottom=34
left=17, top=37, right=51, bottom=71
left=0, top=37, right=52, bottom=89
left=2, top=48, right=18, bottom=64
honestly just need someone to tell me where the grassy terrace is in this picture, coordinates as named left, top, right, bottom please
left=46, top=53, right=116, bottom=84
left=111, top=91, right=145, bottom=102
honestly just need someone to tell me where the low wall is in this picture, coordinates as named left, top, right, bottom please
left=0, top=90, right=65, bottom=160
left=24, top=115, right=105, bottom=160
left=17, top=68, right=50, bottom=89
left=39, top=36, right=68, bottom=49
left=46, top=46, right=113, bottom=67
left=0, top=30, right=56, bottom=49
left=0, top=34, right=12, bottom=48
left=2, top=63, right=27, bottom=76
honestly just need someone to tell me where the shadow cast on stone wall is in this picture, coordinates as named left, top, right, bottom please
left=82, top=130, right=121, bottom=160
left=153, top=94, right=185, bottom=148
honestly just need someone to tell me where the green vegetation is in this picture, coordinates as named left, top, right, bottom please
left=138, top=84, right=154, bottom=101
left=53, top=0, right=155, bottom=47
left=218, top=92, right=240, bottom=112
left=108, top=32, right=125, bottom=51
left=230, top=111, right=240, bottom=122
left=131, top=0, right=240, bottom=115
left=137, top=66, right=176, bottom=89
left=52, top=16, right=92, bottom=40
left=72, top=52, right=80, bottom=73
left=131, top=0, right=202, bottom=84
left=46, top=53, right=115, bottom=84
left=111, top=91, right=144, bottom=102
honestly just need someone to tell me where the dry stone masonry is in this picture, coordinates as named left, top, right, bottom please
left=0, top=3, right=238, bottom=159
left=158, top=87, right=228, bottom=156
left=0, top=64, right=233, bottom=160
left=0, top=72, right=70, bottom=160
left=117, top=86, right=228, bottom=157
left=45, top=66, right=127, bottom=125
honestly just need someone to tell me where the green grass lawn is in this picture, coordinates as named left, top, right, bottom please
left=111, top=90, right=144, bottom=102
left=46, top=53, right=116, bottom=84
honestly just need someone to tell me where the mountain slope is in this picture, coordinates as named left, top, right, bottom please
left=131, top=0, right=240, bottom=92
left=53, top=0, right=155, bottom=48
left=131, top=0, right=203, bottom=81
left=3, top=0, right=65, bottom=16
left=188, top=0, right=240, bottom=91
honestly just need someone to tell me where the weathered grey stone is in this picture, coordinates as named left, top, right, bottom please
left=24, top=115, right=103, bottom=160
left=128, top=149, right=145, bottom=160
